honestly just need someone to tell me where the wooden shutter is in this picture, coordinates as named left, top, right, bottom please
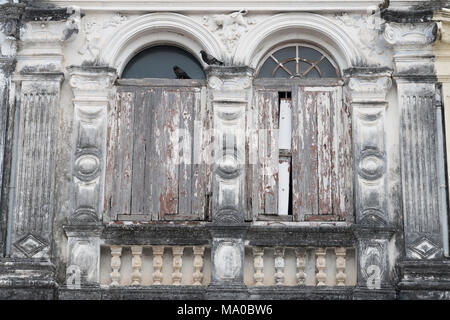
left=106, top=85, right=211, bottom=221
left=250, top=89, right=279, bottom=216
left=291, top=86, right=352, bottom=221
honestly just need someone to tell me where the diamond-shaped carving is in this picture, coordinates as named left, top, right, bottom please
left=14, top=234, right=47, bottom=257
left=410, top=237, right=439, bottom=259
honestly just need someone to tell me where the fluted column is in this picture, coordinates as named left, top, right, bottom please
left=0, top=3, right=23, bottom=256
left=384, top=18, right=444, bottom=260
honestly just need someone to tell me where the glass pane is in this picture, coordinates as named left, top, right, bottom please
left=305, top=67, right=320, bottom=78
left=273, top=67, right=290, bottom=78
left=318, top=58, right=339, bottom=78
left=298, top=46, right=323, bottom=62
left=257, top=45, right=339, bottom=78
left=273, top=46, right=296, bottom=63
left=122, top=45, right=205, bottom=79
left=259, top=58, right=277, bottom=78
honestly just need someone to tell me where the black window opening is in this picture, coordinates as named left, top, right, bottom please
left=278, top=91, right=293, bottom=216
left=257, top=45, right=339, bottom=79
left=121, top=45, right=206, bottom=79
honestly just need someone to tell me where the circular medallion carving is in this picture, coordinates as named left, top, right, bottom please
left=218, top=154, right=238, bottom=175
left=74, top=154, right=100, bottom=179
left=358, top=150, right=384, bottom=180
left=214, top=242, right=241, bottom=280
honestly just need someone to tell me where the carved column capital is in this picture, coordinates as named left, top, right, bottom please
left=0, top=3, right=25, bottom=58
left=384, top=22, right=437, bottom=48
left=383, top=20, right=437, bottom=76
left=345, top=68, right=393, bottom=103
left=17, top=6, right=81, bottom=72
left=434, top=9, right=450, bottom=45
left=68, top=65, right=117, bottom=101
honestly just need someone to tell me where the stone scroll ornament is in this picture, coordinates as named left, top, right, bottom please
left=203, top=10, right=256, bottom=55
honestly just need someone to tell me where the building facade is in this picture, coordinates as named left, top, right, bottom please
left=0, top=0, right=449, bottom=300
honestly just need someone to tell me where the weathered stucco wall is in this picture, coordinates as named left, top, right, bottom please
left=0, top=0, right=449, bottom=300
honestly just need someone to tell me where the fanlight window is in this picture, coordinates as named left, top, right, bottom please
left=121, top=45, right=206, bottom=79
left=257, top=45, right=339, bottom=78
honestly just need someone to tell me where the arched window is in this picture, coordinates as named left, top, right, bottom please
left=106, top=45, right=211, bottom=222
left=251, top=43, right=352, bottom=222
left=121, top=45, right=206, bottom=79
left=257, top=44, right=339, bottom=78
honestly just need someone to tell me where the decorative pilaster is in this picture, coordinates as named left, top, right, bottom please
left=433, top=9, right=450, bottom=258
left=345, top=67, right=395, bottom=297
left=384, top=18, right=444, bottom=260
left=64, top=66, right=116, bottom=287
left=207, top=66, right=253, bottom=224
left=0, top=3, right=23, bottom=256
left=207, top=66, right=252, bottom=299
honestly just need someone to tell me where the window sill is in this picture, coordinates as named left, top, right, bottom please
left=257, top=214, right=293, bottom=222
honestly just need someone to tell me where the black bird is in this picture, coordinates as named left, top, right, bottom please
left=173, top=65, right=191, bottom=79
left=200, top=50, right=224, bottom=66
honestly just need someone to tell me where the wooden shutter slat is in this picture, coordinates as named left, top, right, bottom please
left=177, top=90, right=194, bottom=217
left=108, top=90, right=134, bottom=218
left=292, top=86, right=350, bottom=221
left=257, top=90, right=279, bottom=214
left=160, top=90, right=180, bottom=217
left=149, top=87, right=164, bottom=220
left=191, top=87, right=209, bottom=219
left=317, top=90, right=333, bottom=214
left=292, top=87, right=319, bottom=220
left=130, top=90, right=147, bottom=215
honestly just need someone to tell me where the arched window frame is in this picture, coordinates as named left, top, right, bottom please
left=256, top=43, right=341, bottom=79
left=250, top=42, right=352, bottom=223
left=105, top=43, right=212, bottom=223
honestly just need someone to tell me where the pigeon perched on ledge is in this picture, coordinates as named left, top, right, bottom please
left=200, top=50, right=224, bottom=66
left=173, top=65, right=191, bottom=79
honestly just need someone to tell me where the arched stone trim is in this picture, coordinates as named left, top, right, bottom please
left=234, top=13, right=362, bottom=71
left=100, top=13, right=224, bottom=76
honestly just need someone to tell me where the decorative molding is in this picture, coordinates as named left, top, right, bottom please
left=384, top=22, right=437, bottom=47
left=78, top=13, right=128, bottom=61
left=333, top=13, right=386, bottom=57
left=68, top=66, right=117, bottom=225
left=17, top=7, right=81, bottom=71
left=202, top=9, right=257, bottom=56
left=39, top=1, right=390, bottom=13
left=235, top=13, right=362, bottom=70
left=100, top=13, right=223, bottom=74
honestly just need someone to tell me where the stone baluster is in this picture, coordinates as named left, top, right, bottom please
left=274, top=247, right=285, bottom=285
left=152, top=246, right=164, bottom=285
left=110, top=246, right=122, bottom=286
left=172, top=246, right=184, bottom=285
left=252, top=247, right=264, bottom=286
left=295, top=248, right=307, bottom=286
left=131, top=246, right=143, bottom=285
left=335, top=247, right=346, bottom=286
left=315, top=247, right=327, bottom=286
left=192, top=246, right=205, bottom=285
